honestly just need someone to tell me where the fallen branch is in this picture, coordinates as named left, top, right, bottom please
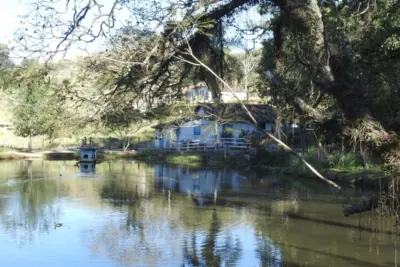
left=184, top=39, right=341, bottom=190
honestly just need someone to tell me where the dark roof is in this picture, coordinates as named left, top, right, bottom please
left=151, top=103, right=276, bottom=129
left=195, top=103, right=276, bottom=124
left=151, top=119, right=190, bottom=129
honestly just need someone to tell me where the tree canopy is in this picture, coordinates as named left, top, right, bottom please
left=7, top=0, right=399, bottom=171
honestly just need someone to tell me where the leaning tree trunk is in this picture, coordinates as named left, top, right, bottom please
left=273, top=0, right=400, bottom=170
left=269, top=0, right=400, bottom=215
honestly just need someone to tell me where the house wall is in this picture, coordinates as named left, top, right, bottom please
left=79, top=149, right=96, bottom=160
left=155, top=120, right=275, bottom=148
left=170, top=119, right=218, bottom=145
left=155, top=119, right=219, bottom=147
left=186, top=88, right=248, bottom=103
left=266, top=122, right=273, bottom=132
left=187, top=87, right=213, bottom=103
left=220, top=92, right=247, bottom=102
left=154, top=129, right=162, bottom=149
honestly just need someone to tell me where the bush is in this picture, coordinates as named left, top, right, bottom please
left=327, top=151, right=362, bottom=170
left=302, top=147, right=329, bottom=170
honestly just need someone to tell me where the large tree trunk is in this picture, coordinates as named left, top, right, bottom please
left=271, top=0, right=400, bottom=170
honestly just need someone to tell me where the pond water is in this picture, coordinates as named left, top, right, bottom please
left=0, top=160, right=398, bottom=267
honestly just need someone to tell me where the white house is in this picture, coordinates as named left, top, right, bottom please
left=152, top=103, right=276, bottom=149
left=182, top=82, right=248, bottom=103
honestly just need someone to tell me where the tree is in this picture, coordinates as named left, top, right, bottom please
left=10, top=61, right=65, bottom=151
left=15, top=0, right=257, bottom=105
left=0, top=44, right=14, bottom=69
left=254, top=1, right=400, bottom=170
left=15, top=0, right=400, bottom=196
left=100, top=107, right=152, bottom=152
left=235, top=49, right=260, bottom=102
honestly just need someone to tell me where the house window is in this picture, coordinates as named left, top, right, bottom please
left=193, top=126, right=201, bottom=135
left=266, top=122, right=272, bottom=132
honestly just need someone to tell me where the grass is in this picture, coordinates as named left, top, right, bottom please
left=103, top=150, right=137, bottom=160
left=251, top=146, right=386, bottom=187
left=165, top=154, right=204, bottom=168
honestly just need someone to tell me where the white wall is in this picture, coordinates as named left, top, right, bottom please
left=155, top=120, right=273, bottom=148
left=187, top=87, right=213, bottom=103
left=221, top=92, right=246, bottom=102
left=186, top=88, right=248, bottom=103
left=158, top=119, right=218, bottom=147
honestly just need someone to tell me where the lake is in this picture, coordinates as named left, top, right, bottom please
left=0, top=160, right=397, bottom=267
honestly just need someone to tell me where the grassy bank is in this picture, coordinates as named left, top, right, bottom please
left=132, top=150, right=251, bottom=169
left=0, top=150, right=78, bottom=160
left=255, top=148, right=386, bottom=188
left=130, top=148, right=387, bottom=188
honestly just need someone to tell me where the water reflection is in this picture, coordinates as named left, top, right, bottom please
left=154, top=165, right=247, bottom=206
left=79, top=162, right=96, bottom=174
left=0, top=160, right=397, bottom=267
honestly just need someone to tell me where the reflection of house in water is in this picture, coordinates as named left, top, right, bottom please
left=154, top=165, right=246, bottom=205
left=80, top=163, right=96, bottom=174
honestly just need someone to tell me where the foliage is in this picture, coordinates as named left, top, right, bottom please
left=100, top=106, right=154, bottom=151
left=0, top=44, right=14, bottom=69
left=6, top=61, right=66, bottom=147
left=9, top=0, right=400, bottom=179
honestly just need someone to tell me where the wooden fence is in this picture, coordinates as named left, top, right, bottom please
left=161, top=138, right=250, bottom=152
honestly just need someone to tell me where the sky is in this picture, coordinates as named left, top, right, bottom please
left=0, top=0, right=268, bottom=63
left=0, top=0, right=26, bottom=46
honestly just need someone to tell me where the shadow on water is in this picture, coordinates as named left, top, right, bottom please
left=0, top=160, right=398, bottom=267
left=286, top=212, right=398, bottom=236
left=273, top=241, right=382, bottom=267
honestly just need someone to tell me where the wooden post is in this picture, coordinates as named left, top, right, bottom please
left=224, top=146, right=227, bottom=159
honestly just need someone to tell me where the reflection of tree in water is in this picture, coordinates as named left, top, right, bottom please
left=100, top=170, right=152, bottom=205
left=81, top=198, right=181, bottom=267
left=255, top=235, right=283, bottom=267
left=183, top=208, right=242, bottom=267
left=0, top=177, right=62, bottom=245
left=202, top=208, right=222, bottom=266
left=0, top=161, right=75, bottom=245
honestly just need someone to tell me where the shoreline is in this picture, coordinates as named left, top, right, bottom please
left=0, top=150, right=77, bottom=160
left=0, top=149, right=388, bottom=190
